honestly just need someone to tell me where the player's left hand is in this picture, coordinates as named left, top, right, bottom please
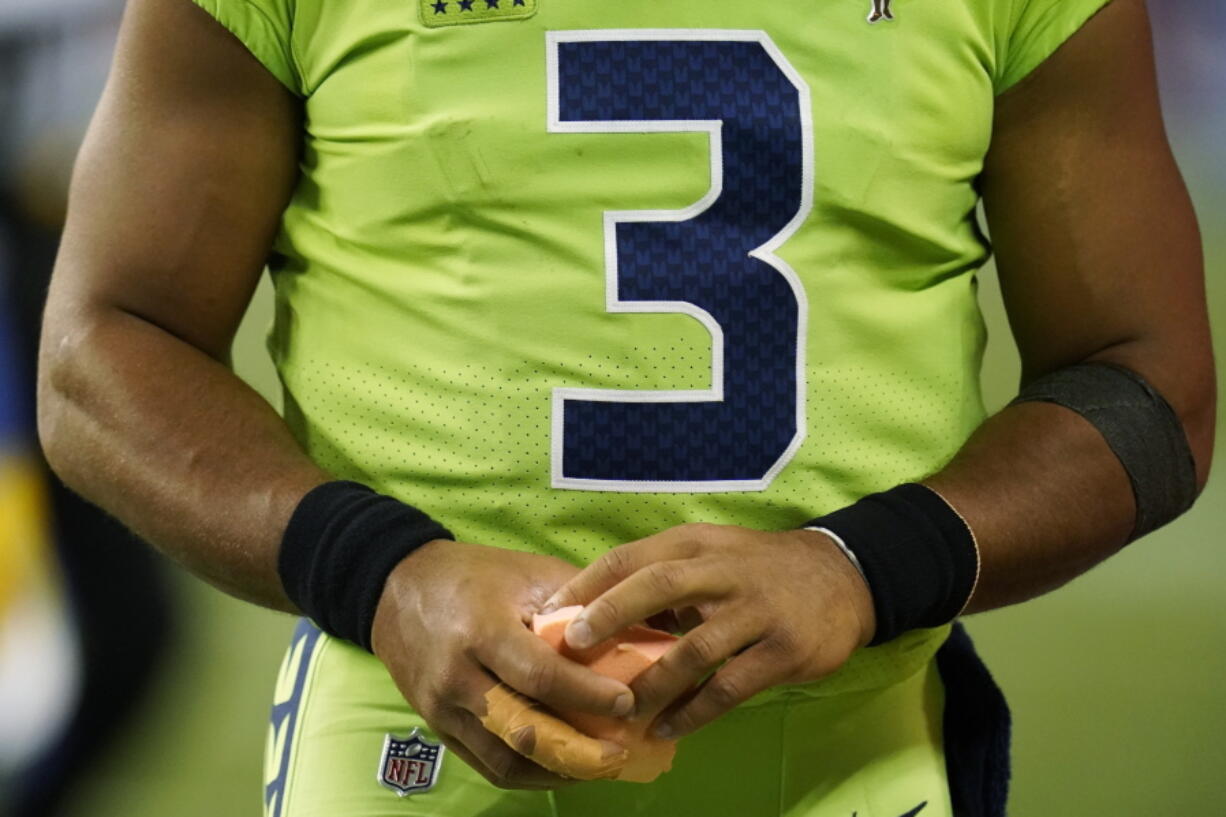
left=538, top=524, right=877, bottom=740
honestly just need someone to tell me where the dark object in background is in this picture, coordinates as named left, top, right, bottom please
left=2, top=27, right=176, bottom=811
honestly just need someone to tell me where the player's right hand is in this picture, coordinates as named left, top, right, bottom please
left=370, top=538, right=634, bottom=790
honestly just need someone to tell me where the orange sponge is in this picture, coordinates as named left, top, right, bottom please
left=530, top=605, right=678, bottom=782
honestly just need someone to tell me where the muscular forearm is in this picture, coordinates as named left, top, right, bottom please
left=923, top=351, right=1213, bottom=614
left=30, top=0, right=320, bottom=611
left=38, top=302, right=328, bottom=611
left=939, top=0, right=1218, bottom=616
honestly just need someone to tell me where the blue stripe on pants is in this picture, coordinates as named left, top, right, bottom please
left=266, top=619, right=323, bottom=817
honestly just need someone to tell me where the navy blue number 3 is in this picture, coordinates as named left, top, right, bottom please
left=548, top=31, right=813, bottom=492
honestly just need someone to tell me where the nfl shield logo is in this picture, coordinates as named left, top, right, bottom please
left=377, top=728, right=445, bottom=796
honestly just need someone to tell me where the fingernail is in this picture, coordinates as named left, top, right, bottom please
left=599, top=740, right=627, bottom=760
left=510, top=725, right=535, bottom=755
left=612, top=692, right=634, bottom=717
left=652, top=722, right=673, bottom=739
left=567, top=619, right=593, bottom=649
left=539, top=601, right=558, bottom=614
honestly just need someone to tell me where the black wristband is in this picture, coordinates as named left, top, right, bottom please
left=802, top=483, right=978, bottom=646
left=278, top=481, right=455, bottom=652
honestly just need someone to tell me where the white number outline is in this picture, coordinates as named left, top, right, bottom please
left=546, top=29, right=814, bottom=493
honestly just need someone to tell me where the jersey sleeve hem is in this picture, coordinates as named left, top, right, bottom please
left=995, top=0, right=1114, bottom=96
left=189, top=0, right=303, bottom=97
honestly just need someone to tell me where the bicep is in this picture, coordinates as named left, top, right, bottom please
left=49, top=0, right=301, bottom=360
left=981, top=0, right=1207, bottom=381
left=980, top=0, right=1214, bottom=480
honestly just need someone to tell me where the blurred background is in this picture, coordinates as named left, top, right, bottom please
left=0, top=1, right=1221, bottom=814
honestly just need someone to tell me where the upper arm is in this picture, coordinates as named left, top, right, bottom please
left=981, top=0, right=1215, bottom=480
left=46, top=0, right=301, bottom=362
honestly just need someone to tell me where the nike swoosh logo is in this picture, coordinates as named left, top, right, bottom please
left=856, top=804, right=927, bottom=817
left=851, top=800, right=926, bottom=817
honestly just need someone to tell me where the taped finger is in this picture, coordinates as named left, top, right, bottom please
left=478, top=683, right=628, bottom=781
left=442, top=707, right=577, bottom=790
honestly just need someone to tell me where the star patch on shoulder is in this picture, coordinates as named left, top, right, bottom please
left=420, top=0, right=536, bottom=28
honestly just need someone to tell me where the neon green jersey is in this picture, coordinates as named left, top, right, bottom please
left=195, top=0, right=1110, bottom=698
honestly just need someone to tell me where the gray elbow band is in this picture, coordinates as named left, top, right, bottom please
left=1008, top=362, right=1198, bottom=541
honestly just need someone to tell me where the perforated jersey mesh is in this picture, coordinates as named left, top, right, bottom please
left=219, top=0, right=1107, bottom=698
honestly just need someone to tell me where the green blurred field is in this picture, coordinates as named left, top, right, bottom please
left=62, top=229, right=1225, bottom=814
